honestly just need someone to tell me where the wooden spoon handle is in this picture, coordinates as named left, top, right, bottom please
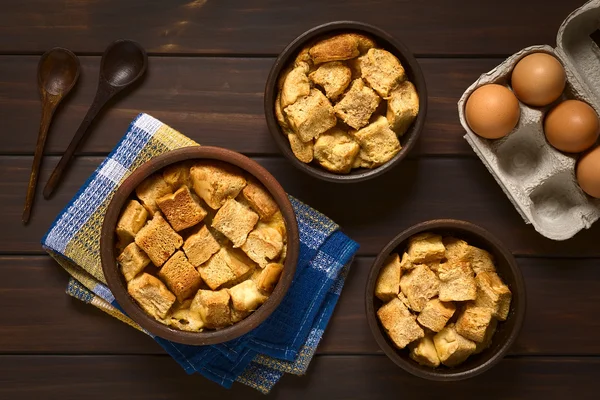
left=22, top=100, right=57, bottom=224
left=43, top=89, right=111, bottom=199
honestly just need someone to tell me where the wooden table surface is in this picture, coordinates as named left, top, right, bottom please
left=1, top=1, right=598, bottom=398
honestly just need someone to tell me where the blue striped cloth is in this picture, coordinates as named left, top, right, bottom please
left=41, top=113, right=359, bottom=393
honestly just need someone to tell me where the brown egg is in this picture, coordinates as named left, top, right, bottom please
left=544, top=100, right=599, bottom=153
left=465, top=84, right=521, bottom=139
left=577, top=146, right=600, bottom=198
left=511, top=53, right=566, bottom=107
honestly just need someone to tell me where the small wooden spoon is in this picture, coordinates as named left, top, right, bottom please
left=43, top=39, right=148, bottom=199
left=22, top=48, right=80, bottom=224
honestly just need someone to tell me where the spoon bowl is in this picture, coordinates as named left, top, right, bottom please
left=39, top=48, right=80, bottom=96
left=101, top=40, right=147, bottom=87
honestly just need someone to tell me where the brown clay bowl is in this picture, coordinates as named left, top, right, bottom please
left=264, top=21, right=428, bottom=183
left=101, top=146, right=299, bottom=345
left=365, top=219, right=526, bottom=380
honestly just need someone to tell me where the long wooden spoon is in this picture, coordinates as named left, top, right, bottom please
left=43, top=39, right=148, bottom=199
left=22, top=48, right=80, bottom=224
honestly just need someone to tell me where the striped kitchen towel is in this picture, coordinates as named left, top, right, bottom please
left=42, top=113, right=359, bottom=393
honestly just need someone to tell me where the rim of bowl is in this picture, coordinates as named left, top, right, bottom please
left=264, top=21, right=428, bottom=183
left=100, top=146, right=299, bottom=345
left=364, top=219, right=526, bottom=380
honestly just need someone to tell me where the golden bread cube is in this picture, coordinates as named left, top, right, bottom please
left=241, top=225, right=284, bottom=268
left=468, top=246, right=496, bottom=274
left=228, top=280, right=268, bottom=312
left=284, top=88, right=337, bottom=143
left=387, top=81, right=419, bottom=136
left=280, top=62, right=311, bottom=108
left=242, top=179, right=279, bottom=221
left=438, top=261, right=477, bottom=302
left=190, top=289, right=231, bottom=329
left=255, top=262, right=284, bottom=293
left=117, top=242, right=151, bottom=282
left=158, top=251, right=203, bottom=302
left=409, top=335, right=441, bottom=368
left=417, top=298, right=456, bottom=332
left=183, top=225, right=220, bottom=267
left=135, top=173, right=172, bottom=215
left=475, top=271, right=512, bottom=321
left=433, top=324, right=476, bottom=367
left=189, top=161, right=247, bottom=210
left=399, top=252, right=414, bottom=271
left=116, top=199, right=148, bottom=244
left=359, top=48, right=406, bottom=97
left=275, top=93, right=293, bottom=134
left=134, top=213, right=183, bottom=267
left=377, top=298, right=424, bottom=349
left=353, top=116, right=401, bottom=168
left=309, top=61, right=352, bottom=100
left=128, top=273, right=176, bottom=319
left=287, top=133, right=314, bottom=163
left=334, top=78, right=381, bottom=130
left=162, top=163, right=190, bottom=191
left=212, top=199, right=259, bottom=248
left=407, top=233, right=445, bottom=264
left=475, top=318, right=498, bottom=354
left=314, top=127, right=360, bottom=174
left=455, top=304, right=494, bottom=343
left=400, top=264, right=440, bottom=312
left=374, top=253, right=402, bottom=302
left=166, top=300, right=205, bottom=332
left=309, top=34, right=360, bottom=64
left=156, top=186, right=207, bottom=232
left=198, top=247, right=254, bottom=290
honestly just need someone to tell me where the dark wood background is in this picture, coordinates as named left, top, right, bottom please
left=1, top=1, right=598, bottom=398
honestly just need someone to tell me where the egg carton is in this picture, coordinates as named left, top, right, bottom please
left=458, top=0, right=600, bottom=241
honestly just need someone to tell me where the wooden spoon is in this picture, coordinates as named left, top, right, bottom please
left=22, top=48, right=80, bottom=224
left=43, top=39, right=148, bottom=199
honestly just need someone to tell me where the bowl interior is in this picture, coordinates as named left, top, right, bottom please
left=264, top=21, right=428, bottom=183
left=365, top=220, right=526, bottom=380
left=101, top=146, right=299, bottom=345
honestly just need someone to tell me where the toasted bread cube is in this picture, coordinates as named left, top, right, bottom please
left=334, top=78, right=381, bottom=130
left=224, top=248, right=256, bottom=281
left=397, top=292, right=412, bottom=310
left=353, top=116, right=401, bottom=168
left=191, top=289, right=231, bottom=329
left=241, top=225, right=283, bottom=268
left=262, top=211, right=287, bottom=238
left=443, top=237, right=471, bottom=262
left=198, top=247, right=253, bottom=290
left=281, top=62, right=311, bottom=108
left=475, top=318, right=498, bottom=354
left=167, top=300, right=205, bottom=332
left=433, top=324, right=476, bottom=367
left=377, top=298, right=424, bottom=349
left=400, top=264, right=440, bottom=312
left=399, top=252, right=414, bottom=271
left=228, top=280, right=268, bottom=312
left=294, top=46, right=313, bottom=68
left=212, top=199, right=259, bottom=247
left=284, top=89, right=337, bottom=143
left=309, top=61, right=351, bottom=100
left=375, top=253, right=402, bottom=302
left=242, top=179, right=278, bottom=221
left=158, top=251, right=203, bottom=302
left=475, top=271, right=512, bottom=321
left=190, top=161, right=247, bottom=210
left=134, top=213, right=183, bottom=267
left=256, top=262, right=284, bottom=293
left=346, top=33, right=377, bottom=54
left=117, top=242, right=151, bottom=282
left=231, top=308, right=251, bottom=323
left=469, top=246, right=496, bottom=274
left=410, top=335, right=441, bottom=367
left=183, top=225, right=220, bottom=267
left=417, top=298, right=457, bottom=332
left=314, top=127, right=360, bottom=173
left=455, top=304, right=494, bottom=343
left=162, top=163, right=190, bottom=191
left=309, top=34, right=360, bottom=64
left=116, top=200, right=149, bottom=244
left=359, top=48, right=406, bottom=97
left=156, top=186, right=207, bottom=232
left=135, top=174, right=172, bottom=216
left=287, top=134, right=314, bottom=163
left=275, top=93, right=292, bottom=134
left=407, top=233, right=446, bottom=264
left=128, top=273, right=176, bottom=319
left=387, top=81, right=419, bottom=136
left=438, top=262, right=477, bottom=302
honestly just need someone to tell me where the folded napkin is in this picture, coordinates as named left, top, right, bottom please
left=42, top=113, right=359, bottom=393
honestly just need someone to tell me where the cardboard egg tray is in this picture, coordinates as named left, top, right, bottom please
left=458, top=0, right=600, bottom=241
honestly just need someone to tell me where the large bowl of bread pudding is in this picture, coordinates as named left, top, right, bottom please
left=100, top=146, right=299, bottom=345
left=365, top=220, right=526, bottom=380
left=264, top=21, right=427, bottom=183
